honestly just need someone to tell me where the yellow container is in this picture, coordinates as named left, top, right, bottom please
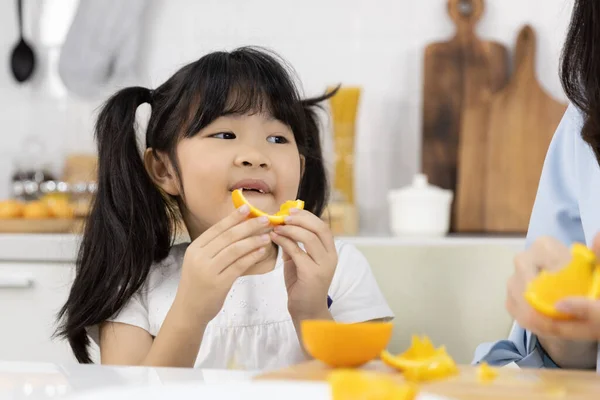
left=328, top=86, right=361, bottom=205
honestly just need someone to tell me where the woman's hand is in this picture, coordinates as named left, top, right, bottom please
left=506, top=236, right=571, bottom=334
left=176, top=205, right=272, bottom=322
left=506, top=234, right=600, bottom=369
left=549, top=297, right=600, bottom=340
left=269, top=208, right=337, bottom=321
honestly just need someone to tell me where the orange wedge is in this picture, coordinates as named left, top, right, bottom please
left=525, top=243, right=600, bottom=319
left=328, top=370, right=418, bottom=400
left=301, top=320, right=393, bottom=368
left=381, top=335, right=458, bottom=382
left=477, top=362, right=498, bottom=383
left=231, top=189, right=304, bottom=225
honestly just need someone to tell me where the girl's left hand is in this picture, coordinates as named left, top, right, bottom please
left=269, top=208, right=337, bottom=321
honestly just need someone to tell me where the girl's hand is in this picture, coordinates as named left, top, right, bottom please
left=269, top=208, right=337, bottom=321
left=176, top=205, right=272, bottom=322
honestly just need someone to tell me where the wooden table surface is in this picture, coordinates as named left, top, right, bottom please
left=257, top=361, right=600, bottom=400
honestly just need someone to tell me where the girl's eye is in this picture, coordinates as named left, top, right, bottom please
left=267, top=136, right=289, bottom=144
left=211, top=132, right=236, bottom=139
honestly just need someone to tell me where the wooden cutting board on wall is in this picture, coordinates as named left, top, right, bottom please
left=481, top=25, right=567, bottom=233
left=421, top=0, right=509, bottom=231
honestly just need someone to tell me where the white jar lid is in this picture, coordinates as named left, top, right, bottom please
left=388, top=174, right=453, bottom=201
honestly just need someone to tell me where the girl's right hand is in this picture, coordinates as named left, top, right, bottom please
left=175, top=204, right=272, bottom=321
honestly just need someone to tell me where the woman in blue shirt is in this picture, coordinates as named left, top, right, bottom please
left=474, top=0, right=600, bottom=371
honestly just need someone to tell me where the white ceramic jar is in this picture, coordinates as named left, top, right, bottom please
left=387, top=174, right=454, bottom=237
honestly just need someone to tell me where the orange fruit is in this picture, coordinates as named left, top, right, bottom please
left=48, top=200, right=75, bottom=219
left=0, top=200, right=25, bottom=219
left=42, top=196, right=75, bottom=219
left=22, top=201, right=52, bottom=219
left=328, top=370, right=418, bottom=400
left=231, top=189, right=304, bottom=225
left=525, top=244, right=600, bottom=319
left=301, top=320, right=393, bottom=368
left=381, top=335, right=458, bottom=382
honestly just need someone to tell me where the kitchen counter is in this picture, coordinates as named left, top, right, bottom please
left=0, top=360, right=258, bottom=399
left=0, top=234, right=80, bottom=263
left=0, top=233, right=525, bottom=263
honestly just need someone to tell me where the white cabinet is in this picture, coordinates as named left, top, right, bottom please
left=0, top=234, right=521, bottom=365
left=0, top=263, right=77, bottom=363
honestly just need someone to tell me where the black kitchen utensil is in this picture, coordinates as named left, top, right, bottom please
left=10, top=0, right=36, bottom=83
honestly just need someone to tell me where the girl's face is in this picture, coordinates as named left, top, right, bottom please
left=173, top=113, right=303, bottom=238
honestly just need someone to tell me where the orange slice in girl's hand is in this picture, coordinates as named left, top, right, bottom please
left=381, top=335, right=458, bottom=382
left=231, top=189, right=304, bottom=225
left=524, top=243, right=600, bottom=319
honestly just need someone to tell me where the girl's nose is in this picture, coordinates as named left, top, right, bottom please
left=234, top=148, right=270, bottom=168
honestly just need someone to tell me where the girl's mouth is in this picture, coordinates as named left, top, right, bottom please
left=230, top=178, right=272, bottom=194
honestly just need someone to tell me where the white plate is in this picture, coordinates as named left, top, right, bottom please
left=66, top=381, right=453, bottom=400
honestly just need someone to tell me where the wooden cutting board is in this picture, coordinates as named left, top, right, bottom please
left=258, top=360, right=600, bottom=400
left=480, top=25, right=567, bottom=233
left=421, top=0, right=509, bottom=231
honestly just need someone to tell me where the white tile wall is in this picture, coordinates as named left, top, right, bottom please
left=0, top=0, right=573, bottom=234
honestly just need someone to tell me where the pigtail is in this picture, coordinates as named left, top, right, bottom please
left=297, top=86, right=340, bottom=217
left=55, top=87, right=176, bottom=363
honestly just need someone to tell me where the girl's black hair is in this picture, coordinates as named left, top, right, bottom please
left=55, top=47, right=337, bottom=363
left=560, top=0, right=600, bottom=163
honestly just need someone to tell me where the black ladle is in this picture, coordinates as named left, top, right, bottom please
left=10, top=0, right=35, bottom=83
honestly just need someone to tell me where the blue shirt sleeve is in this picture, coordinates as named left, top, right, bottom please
left=472, top=104, right=585, bottom=368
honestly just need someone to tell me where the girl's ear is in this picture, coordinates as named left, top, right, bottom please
left=144, top=149, right=181, bottom=196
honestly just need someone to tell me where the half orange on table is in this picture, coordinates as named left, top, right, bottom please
left=524, top=243, right=600, bottom=319
left=231, top=189, right=304, bottom=225
left=301, top=320, right=393, bottom=368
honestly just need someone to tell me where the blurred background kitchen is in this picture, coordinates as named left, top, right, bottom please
left=0, top=0, right=574, bottom=365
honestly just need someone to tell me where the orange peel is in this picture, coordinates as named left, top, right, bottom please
left=477, top=362, right=498, bottom=383
left=525, top=243, right=600, bottom=319
left=328, top=370, right=418, bottom=400
left=381, top=335, right=458, bottom=382
left=231, top=189, right=304, bottom=225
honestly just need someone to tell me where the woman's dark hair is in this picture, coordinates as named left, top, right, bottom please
left=560, top=0, right=600, bottom=162
left=55, top=47, right=337, bottom=363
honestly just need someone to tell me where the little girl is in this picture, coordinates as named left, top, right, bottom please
left=56, top=47, right=394, bottom=370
